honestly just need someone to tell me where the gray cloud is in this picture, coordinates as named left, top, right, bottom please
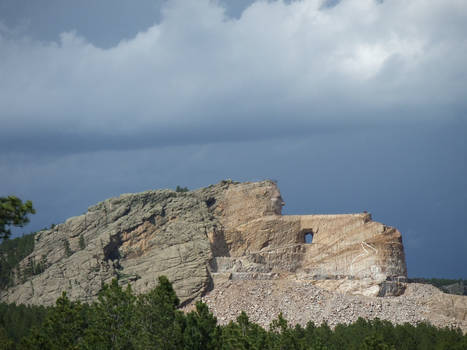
left=1, top=0, right=466, bottom=278
left=1, top=0, right=466, bottom=155
left=2, top=119, right=466, bottom=278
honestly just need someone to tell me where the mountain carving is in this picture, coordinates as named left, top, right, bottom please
left=1, top=180, right=465, bottom=331
left=0, top=180, right=404, bottom=304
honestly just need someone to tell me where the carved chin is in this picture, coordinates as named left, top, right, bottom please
left=271, top=200, right=283, bottom=214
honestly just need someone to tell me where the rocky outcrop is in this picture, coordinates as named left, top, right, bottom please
left=1, top=190, right=215, bottom=305
left=1, top=180, right=408, bottom=306
left=3, top=179, right=466, bottom=331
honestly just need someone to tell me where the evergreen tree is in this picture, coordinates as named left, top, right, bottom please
left=63, top=239, right=72, bottom=257
left=23, top=292, right=88, bottom=349
left=79, top=235, right=86, bottom=250
left=359, top=334, right=395, bottom=350
left=182, top=301, right=220, bottom=350
left=135, top=275, right=184, bottom=349
left=83, top=279, right=138, bottom=349
left=221, top=312, right=268, bottom=350
left=175, top=186, right=189, bottom=193
left=267, top=312, right=300, bottom=350
left=220, top=321, right=245, bottom=350
left=0, top=196, right=35, bottom=240
left=0, top=327, right=14, bottom=350
left=0, top=275, right=465, bottom=349
left=313, top=322, right=333, bottom=348
left=0, top=302, right=48, bottom=346
left=0, top=233, right=35, bottom=289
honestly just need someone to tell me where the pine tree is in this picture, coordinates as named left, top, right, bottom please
left=221, top=312, right=268, bottom=350
left=23, top=292, right=88, bottom=349
left=64, top=239, right=72, bottom=257
left=267, top=312, right=300, bottom=350
left=359, top=334, right=395, bottom=350
left=79, top=235, right=86, bottom=250
left=0, top=196, right=35, bottom=240
left=135, top=275, right=183, bottom=349
left=0, top=327, right=14, bottom=350
left=84, top=279, right=138, bottom=349
left=182, top=301, right=220, bottom=350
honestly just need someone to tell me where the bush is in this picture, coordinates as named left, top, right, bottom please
left=175, top=186, right=189, bottom=193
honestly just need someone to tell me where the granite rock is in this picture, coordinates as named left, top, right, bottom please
left=3, top=180, right=465, bottom=331
left=1, top=180, right=407, bottom=305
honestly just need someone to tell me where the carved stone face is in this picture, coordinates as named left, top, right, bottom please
left=270, top=190, right=285, bottom=215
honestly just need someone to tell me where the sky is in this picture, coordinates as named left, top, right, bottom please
left=0, top=0, right=466, bottom=279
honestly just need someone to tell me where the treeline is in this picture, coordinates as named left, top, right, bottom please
left=0, top=277, right=466, bottom=350
left=0, top=233, right=36, bottom=290
left=0, top=303, right=47, bottom=344
left=409, top=277, right=465, bottom=287
left=409, top=278, right=467, bottom=295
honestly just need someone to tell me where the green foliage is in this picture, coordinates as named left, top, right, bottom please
left=20, top=255, right=47, bottom=281
left=0, top=233, right=35, bottom=290
left=0, top=302, right=48, bottom=345
left=221, top=311, right=267, bottom=350
left=0, top=327, right=14, bottom=350
left=409, top=277, right=465, bottom=288
left=359, top=334, right=395, bottom=350
left=136, top=275, right=183, bottom=349
left=79, top=234, right=86, bottom=250
left=2, top=277, right=467, bottom=349
left=83, top=279, right=138, bottom=349
left=182, top=301, right=220, bottom=350
left=23, top=292, right=89, bottom=349
left=63, top=239, right=72, bottom=257
left=0, top=196, right=35, bottom=240
left=267, top=312, right=301, bottom=349
left=34, top=255, right=47, bottom=275
left=409, top=277, right=467, bottom=295
left=175, top=186, right=189, bottom=193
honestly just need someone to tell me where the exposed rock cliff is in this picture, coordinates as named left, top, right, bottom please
left=3, top=180, right=466, bottom=331
left=1, top=180, right=407, bottom=306
left=1, top=190, right=214, bottom=305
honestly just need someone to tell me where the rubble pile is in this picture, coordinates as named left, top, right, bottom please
left=191, top=279, right=466, bottom=331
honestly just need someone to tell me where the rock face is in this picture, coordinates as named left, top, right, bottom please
left=203, top=181, right=407, bottom=298
left=1, top=190, right=215, bottom=305
left=3, top=179, right=467, bottom=331
left=1, top=180, right=407, bottom=306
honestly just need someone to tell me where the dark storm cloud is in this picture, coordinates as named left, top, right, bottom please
left=1, top=119, right=465, bottom=278
left=0, top=118, right=346, bottom=155
left=1, top=0, right=466, bottom=156
left=0, top=0, right=254, bottom=46
left=0, top=0, right=165, bottom=47
left=0, top=0, right=466, bottom=279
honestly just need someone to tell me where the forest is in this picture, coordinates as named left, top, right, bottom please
left=0, top=233, right=36, bottom=290
left=0, top=275, right=465, bottom=350
left=1, top=234, right=466, bottom=349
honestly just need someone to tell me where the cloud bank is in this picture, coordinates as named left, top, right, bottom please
left=1, top=0, right=466, bottom=154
